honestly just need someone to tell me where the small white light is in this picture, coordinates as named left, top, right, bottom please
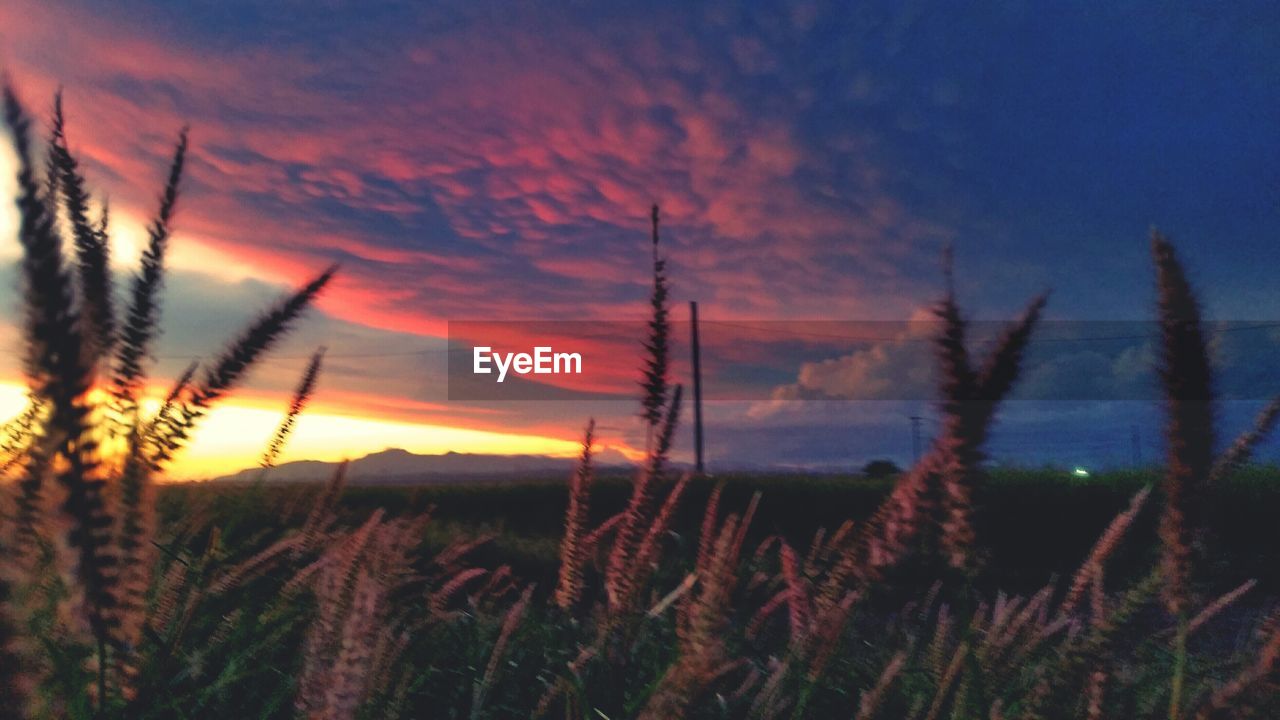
left=1072, top=466, right=1090, bottom=478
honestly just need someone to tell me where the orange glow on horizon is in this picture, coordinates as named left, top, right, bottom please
left=0, top=380, right=606, bottom=480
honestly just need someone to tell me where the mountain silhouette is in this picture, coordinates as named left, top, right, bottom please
left=209, top=446, right=635, bottom=483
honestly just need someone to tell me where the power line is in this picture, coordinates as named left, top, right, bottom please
left=703, top=320, right=1280, bottom=345
left=132, top=319, right=1280, bottom=363
left=150, top=347, right=458, bottom=361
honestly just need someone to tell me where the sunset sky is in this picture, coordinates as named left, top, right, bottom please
left=1, top=1, right=1278, bottom=477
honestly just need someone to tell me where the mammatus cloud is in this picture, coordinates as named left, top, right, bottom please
left=0, top=0, right=965, bottom=468
left=0, top=0, right=953, bottom=340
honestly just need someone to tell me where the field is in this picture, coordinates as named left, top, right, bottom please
left=180, top=467, right=1280, bottom=598
left=128, top=465, right=1280, bottom=719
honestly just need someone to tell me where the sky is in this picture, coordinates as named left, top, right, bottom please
left=0, top=0, right=1278, bottom=477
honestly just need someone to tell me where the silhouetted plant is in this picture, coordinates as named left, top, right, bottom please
left=261, top=347, right=325, bottom=469
left=111, top=122, right=187, bottom=424
left=553, top=419, right=595, bottom=610
left=639, top=203, right=671, bottom=450
left=0, top=82, right=337, bottom=713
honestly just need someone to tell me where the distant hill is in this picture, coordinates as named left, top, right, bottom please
left=209, top=447, right=635, bottom=484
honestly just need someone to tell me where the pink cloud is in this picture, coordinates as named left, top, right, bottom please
left=0, top=0, right=955, bottom=445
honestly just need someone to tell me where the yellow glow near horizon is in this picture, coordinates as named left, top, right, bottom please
left=0, top=380, right=583, bottom=480
left=0, top=382, right=28, bottom=420
left=171, top=403, right=584, bottom=479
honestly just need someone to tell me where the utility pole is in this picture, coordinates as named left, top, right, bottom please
left=1131, top=424, right=1141, bottom=466
left=909, top=415, right=923, bottom=463
left=690, top=301, right=705, bottom=474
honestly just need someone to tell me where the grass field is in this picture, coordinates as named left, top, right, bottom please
left=127, top=466, right=1280, bottom=719
left=171, top=466, right=1280, bottom=598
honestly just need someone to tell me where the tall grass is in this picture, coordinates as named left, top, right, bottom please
left=0, top=82, right=1277, bottom=719
left=260, top=347, right=324, bottom=470
left=640, top=203, right=671, bottom=452
left=0, top=84, right=343, bottom=715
